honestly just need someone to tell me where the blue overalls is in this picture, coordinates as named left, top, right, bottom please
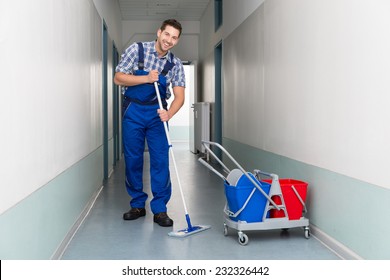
left=122, top=42, right=175, bottom=214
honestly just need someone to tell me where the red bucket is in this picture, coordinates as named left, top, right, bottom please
left=264, top=179, right=308, bottom=220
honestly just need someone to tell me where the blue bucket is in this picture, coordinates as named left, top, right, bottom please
left=224, top=173, right=271, bottom=222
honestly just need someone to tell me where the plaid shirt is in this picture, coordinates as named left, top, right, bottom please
left=115, top=41, right=186, bottom=96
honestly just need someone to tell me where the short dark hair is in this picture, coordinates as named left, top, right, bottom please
left=160, top=19, right=182, bottom=37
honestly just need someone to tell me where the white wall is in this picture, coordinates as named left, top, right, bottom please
left=92, top=0, right=122, bottom=49
left=199, top=0, right=264, bottom=103
left=263, top=0, right=390, bottom=188
left=223, top=5, right=265, bottom=147
left=200, top=0, right=264, bottom=61
left=222, top=0, right=264, bottom=37
left=200, top=0, right=390, bottom=189
left=0, top=0, right=103, bottom=214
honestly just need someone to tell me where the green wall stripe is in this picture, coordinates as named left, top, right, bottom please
left=223, top=137, right=390, bottom=259
left=0, top=148, right=104, bottom=259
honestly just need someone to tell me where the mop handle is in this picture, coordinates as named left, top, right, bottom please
left=153, top=82, right=189, bottom=216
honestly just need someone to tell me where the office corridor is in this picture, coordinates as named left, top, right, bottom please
left=60, top=142, right=341, bottom=260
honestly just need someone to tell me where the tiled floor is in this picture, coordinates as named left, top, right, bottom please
left=60, top=142, right=340, bottom=260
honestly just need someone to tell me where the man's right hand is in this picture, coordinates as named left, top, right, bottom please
left=114, top=70, right=160, bottom=86
left=147, top=69, right=159, bottom=83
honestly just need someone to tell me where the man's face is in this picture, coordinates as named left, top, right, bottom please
left=156, top=25, right=180, bottom=53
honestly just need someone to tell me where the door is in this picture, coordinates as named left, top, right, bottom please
left=214, top=42, right=223, bottom=158
left=188, top=62, right=197, bottom=153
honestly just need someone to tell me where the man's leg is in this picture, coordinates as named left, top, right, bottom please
left=146, top=112, right=173, bottom=226
left=122, top=103, right=148, bottom=219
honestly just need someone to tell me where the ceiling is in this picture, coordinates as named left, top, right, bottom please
left=118, top=0, right=211, bottom=21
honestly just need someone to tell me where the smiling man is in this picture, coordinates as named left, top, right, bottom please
left=114, top=19, right=186, bottom=227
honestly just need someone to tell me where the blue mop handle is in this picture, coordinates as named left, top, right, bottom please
left=185, top=214, right=194, bottom=230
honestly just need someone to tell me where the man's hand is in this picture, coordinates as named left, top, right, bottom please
left=147, top=70, right=159, bottom=83
left=157, top=109, right=170, bottom=122
left=114, top=70, right=159, bottom=86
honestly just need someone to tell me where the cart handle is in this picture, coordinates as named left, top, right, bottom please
left=201, top=140, right=281, bottom=211
left=201, top=142, right=230, bottom=174
left=253, top=169, right=279, bottom=181
left=198, top=158, right=229, bottom=183
left=291, top=185, right=307, bottom=213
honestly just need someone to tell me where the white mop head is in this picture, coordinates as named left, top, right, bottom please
left=168, top=225, right=211, bottom=238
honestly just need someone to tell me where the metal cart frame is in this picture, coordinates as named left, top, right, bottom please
left=199, top=140, right=310, bottom=245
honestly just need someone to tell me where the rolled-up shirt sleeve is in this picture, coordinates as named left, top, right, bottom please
left=171, top=60, right=186, bottom=88
left=115, top=43, right=138, bottom=74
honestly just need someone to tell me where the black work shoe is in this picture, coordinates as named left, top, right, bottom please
left=123, top=208, right=146, bottom=220
left=153, top=212, right=173, bottom=227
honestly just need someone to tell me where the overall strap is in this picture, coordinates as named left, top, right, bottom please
left=137, top=42, right=144, bottom=70
left=138, top=42, right=174, bottom=76
left=161, top=52, right=175, bottom=76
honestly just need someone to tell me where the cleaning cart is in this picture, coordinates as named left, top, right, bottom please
left=198, top=141, right=310, bottom=245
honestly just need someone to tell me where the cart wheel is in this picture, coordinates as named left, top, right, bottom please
left=223, top=223, right=228, bottom=236
left=238, top=232, right=249, bottom=246
left=304, top=227, right=311, bottom=239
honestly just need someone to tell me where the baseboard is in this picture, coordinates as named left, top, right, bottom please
left=51, top=186, right=104, bottom=260
left=310, top=224, right=363, bottom=260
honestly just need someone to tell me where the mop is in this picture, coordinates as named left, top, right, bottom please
left=154, top=82, right=211, bottom=237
